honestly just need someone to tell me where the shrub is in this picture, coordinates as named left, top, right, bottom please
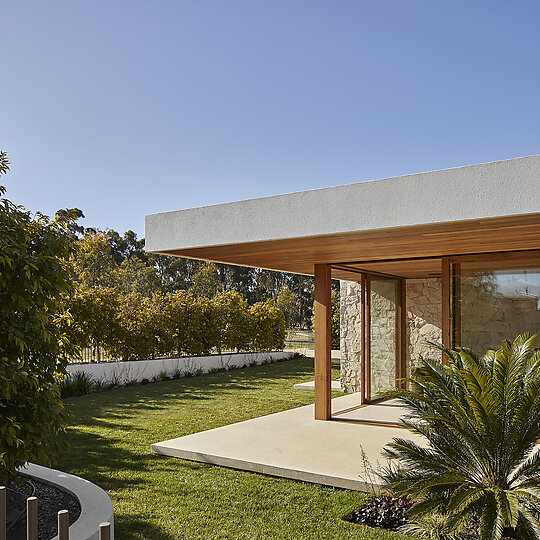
left=158, top=370, right=170, bottom=381
left=110, top=292, right=158, bottom=360
left=0, top=159, right=76, bottom=484
left=93, top=379, right=107, bottom=392
left=381, top=334, right=540, bottom=540
left=213, top=290, right=252, bottom=352
left=64, top=284, right=287, bottom=362
left=250, top=300, right=286, bottom=351
left=188, top=295, right=221, bottom=355
left=150, top=292, right=177, bottom=357
left=66, top=286, right=121, bottom=361
left=59, top=371, right=95, bottom=397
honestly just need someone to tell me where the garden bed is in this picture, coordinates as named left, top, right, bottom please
left=9, top=463, right=114, bottom=540
left=6, top=475, right=80, bottom=540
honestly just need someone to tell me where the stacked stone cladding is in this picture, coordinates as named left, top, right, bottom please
left=340, top=275, right=540, bottom=392
left=340, top=278, right=442, bottom=392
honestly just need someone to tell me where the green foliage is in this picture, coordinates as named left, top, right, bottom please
left=55, top=208, right=85, bottom=239
left=250, top=299, right=287, bottom=352
left=65, top=288, right=287, bottom=361
left=59, top=371, right=96, bottom=397
left=381, top=334, right=540, bottom=540
left=0, top=160, right=75, bottom=484
left=331, top=290, right=340, bottom=349
left=311, top=288, right=340, bottom=349
left=0, top=151, right=9, bottom=176
left=213, top=291, right=251, bottom=352
left=117, top=256, right=161, bottom=296
left=110, top=292, right=159, bottom=360
left=277, top=285, right=300, bottom=328
left=189, top=262, right=222, bottom=298
left=66, top=286, right=121, bottom=360
left=72, top=231, right=119, bottom=288
left=105, top=229, right=146, bottom=266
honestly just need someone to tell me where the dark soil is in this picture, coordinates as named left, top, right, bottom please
left=343, top=495, right=411, bottom=530
left=6, top=475, right=81, bottom=540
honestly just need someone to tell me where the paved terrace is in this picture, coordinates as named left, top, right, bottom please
left=151, top=394, right=424, bottom=491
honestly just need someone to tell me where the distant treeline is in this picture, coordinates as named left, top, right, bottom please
left=59, top=207, right=339, bottom=329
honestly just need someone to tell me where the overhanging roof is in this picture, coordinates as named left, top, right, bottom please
left=145, top=155, right=540, bottom=279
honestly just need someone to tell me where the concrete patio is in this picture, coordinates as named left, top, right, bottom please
left=151, top=394, right=424, bottom=491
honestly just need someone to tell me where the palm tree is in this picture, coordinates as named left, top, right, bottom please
left=381, top=334, right=540, bottom=540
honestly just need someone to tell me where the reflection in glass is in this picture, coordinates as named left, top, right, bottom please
left=456, top=264, right=540, bottom=355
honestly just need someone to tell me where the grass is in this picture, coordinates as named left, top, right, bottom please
left=54, top=357, right=409, bottom=540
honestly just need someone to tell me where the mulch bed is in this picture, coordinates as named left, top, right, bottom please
left=343, top=495, right=411, bottom=530
left=6, top=475, right=81, bottom=540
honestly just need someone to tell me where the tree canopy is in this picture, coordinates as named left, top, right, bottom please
left=1, top=155, right=76, bottom=484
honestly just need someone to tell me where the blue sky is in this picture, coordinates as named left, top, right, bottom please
left=2, top=1, right=539, bottom=237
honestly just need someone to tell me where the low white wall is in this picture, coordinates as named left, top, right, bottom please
left=67, top=351, right=296, bottom=385
left=20, top=463, right=114, bottom=540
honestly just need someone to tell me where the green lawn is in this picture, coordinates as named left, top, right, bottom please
left=56, top=357, right=409, bottom=539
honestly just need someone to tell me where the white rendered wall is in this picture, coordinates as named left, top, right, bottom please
left=146, top=155, right=540, bottom=253
left=67, top=351, right=296, bottom=385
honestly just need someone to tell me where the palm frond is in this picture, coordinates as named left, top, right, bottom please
left=379, top=334, right=540, bottom=540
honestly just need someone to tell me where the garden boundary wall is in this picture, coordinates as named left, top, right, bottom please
left=67, top=351, right=296, bottom=385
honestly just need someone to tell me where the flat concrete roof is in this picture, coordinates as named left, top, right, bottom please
left=146, top=155, right=540, bottom=251
left=145, top=155, right=540, bottom=277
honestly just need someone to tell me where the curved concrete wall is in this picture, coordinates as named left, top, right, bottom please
left=19, top=463, right=114, bottom=540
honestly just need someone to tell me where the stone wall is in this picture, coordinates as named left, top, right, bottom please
left=340, top=278, right=442, bottom=392
left=405, top=279, right=442, bottom=375
left=340, top=274, right=540, bottom=392
left=339, top=280, right=363, bottom=392
left=460, top=276, right=540, bottom=355
left=369, top=279, right=398, bottom=396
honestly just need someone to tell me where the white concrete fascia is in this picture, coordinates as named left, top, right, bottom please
left=145, top=154, right=540, bottom=253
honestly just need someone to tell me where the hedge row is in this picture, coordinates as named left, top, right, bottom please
left=65, top=288, right=286, bottom=361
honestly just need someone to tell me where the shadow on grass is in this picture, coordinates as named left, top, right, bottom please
left=52, top=357, right=335, bottom=539
left=63, top=356, right=318, bottom=424
left=54, top=358, right=320, bottom=483
left=114, top=515, right=179, bottom=540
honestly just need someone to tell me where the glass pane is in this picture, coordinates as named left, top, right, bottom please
left=456, top=260, right=540, bottom=355
left=370, top=277, right=398, bottom=398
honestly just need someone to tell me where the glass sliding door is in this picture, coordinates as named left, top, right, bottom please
left=365, top=275, right=401, bottom=402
